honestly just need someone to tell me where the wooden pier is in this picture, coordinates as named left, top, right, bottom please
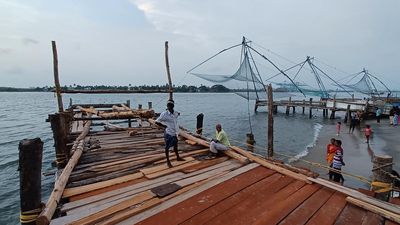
left=255, top=97, right=376, bottom=119
left=17, top=102, right=400, bottom=225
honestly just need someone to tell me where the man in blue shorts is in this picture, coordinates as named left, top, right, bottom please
left=155, top=100, right=184, bottom=168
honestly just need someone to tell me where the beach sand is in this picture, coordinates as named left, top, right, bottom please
left=294, top=116, right=400, bottom=189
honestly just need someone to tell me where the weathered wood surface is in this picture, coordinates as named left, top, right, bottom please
left=44, top=117, right=400, bottom=225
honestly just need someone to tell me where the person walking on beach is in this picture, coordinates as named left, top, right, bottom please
left=376, top=108, right=382, bottom=123
left=349, top=114, right=357, bottom=134
left=155, top=100, right=184, bottom=168
left=332, top=139, right=345, bottom=183
left=364, top=124, right=372, bottom=144
left=389, top=107, right=395, bottom=125
left=336, top=122, right=341, bottom=136
left=326, top=138, right=336, bottom=180
left=394, top=111, right=399, bottom=126
left=209, top=123, right=231, bottom=157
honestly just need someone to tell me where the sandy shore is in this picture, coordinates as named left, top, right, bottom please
left=294, top=116, right=399, bottom=189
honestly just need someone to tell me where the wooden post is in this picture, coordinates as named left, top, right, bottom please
left=286, top=97, right=291, bottom=115
left=19, top=138, right=43, bottom=225
left=69, top=98, right=72, bottom=109
left=165, top=41, right=173, bottom=101
left=52, top=41, right=64, bottom=112
left=254, top=100, right=259, bottom=112
left=346, top=105, right=351, bottom=125
left=302, top=99, right=305, bottom=114
left=330, top=96, right=337, bottom=119
left=148, top=102, right=153, bottom=109
left=127, top=100, right=131, bottom=128
left=273, top=105, right=278, bottom=114
left=309, top=98, right=313, bottom=119
left=292, top=106, right=296, bottom=114
left=48, top=114, right=68, bottom=168
left=138, top=104, right=142, bottom=110
left=267, top=84, right=274, bottom=158
left=372, top=155, right=393, bottom=200
left=196, top=113, right=204, bottom=135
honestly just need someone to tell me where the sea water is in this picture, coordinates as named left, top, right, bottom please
left=0, top=92, right=329, bottom=224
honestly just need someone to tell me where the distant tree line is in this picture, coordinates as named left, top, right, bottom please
left=0, top=84, right=231, bottom=93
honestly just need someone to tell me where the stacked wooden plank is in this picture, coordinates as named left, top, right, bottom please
left=45, top=120, right=400, bottom=225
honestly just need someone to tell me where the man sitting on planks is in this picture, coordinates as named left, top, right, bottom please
left=155, top=99, right=184, bottom=168
left=209, top=123, right=231, bottom=157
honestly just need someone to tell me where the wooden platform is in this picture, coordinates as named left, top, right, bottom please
left=43, top=123, right=400, bottom=225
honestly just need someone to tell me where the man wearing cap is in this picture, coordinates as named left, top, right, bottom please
left=209, top=123, right=230, bottom=157
left=155, top=100, right=184, bottom=168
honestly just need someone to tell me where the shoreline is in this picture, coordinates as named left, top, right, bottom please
left=294, top=116, right=399, bottom=189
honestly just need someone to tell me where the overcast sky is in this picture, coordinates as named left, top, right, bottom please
left=1, top=0, right=399, bottom=89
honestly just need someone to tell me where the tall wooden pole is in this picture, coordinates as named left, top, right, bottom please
left=267, top=84, right=274, bottom=158
left=52, top=41, right=64, bottom=112
left=19, top=138, right=43, bottom=225
left=165, top=41, right=173, bottom=101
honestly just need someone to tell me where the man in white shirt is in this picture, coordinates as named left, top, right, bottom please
left=155, top=100, right=184, bottom=167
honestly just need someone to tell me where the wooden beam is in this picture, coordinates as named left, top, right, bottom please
left=51, top=41, right=63, bottom=112
left=36, top=120, right=91, bottom=225
left=346, top=197, right=400, bottom=224
left=230, top=146, right=311, bottom=184
left=309, top=177, right=400, bottom=215
left=267, top=84, right=274, bottom=158
left=165, top=41, right=173, bottom=100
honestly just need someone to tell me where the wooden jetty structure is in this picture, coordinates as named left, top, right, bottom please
left=18, top=40, right=400, bottom=225
left=17, top=102, right=400, bottom=225
left=255, top=97, right=379, bottom=119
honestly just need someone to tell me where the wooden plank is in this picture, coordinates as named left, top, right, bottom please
left=309, top=177, right=400, bottom=215
left=62, top=161, right=237, bottom=212
left=68, top=191, right=155, bottom=225
left=207, top=179, right=305, bottom=225
left=334, top=204, right=367, bottom=225
left=140, top=157, right=195, bottom=175
left=136, top=166, right=274, bottom=225
left=145, top=160, right=201, bottom=179
left=230, top=146, right=311, bottom=183
left=63, top=172, right=144, bottom=198
left=347, top=197, right=400, bottom=224
left=181, top=172, right=287, bottom=225
left=118, top=163, right=260, bottom=225
left=279, top=187, right=335, bottom=225
left=181, top=157, right=229, bottom=173
left=252, top=184, right=321, bottom=225
left=306, top=191, right=348, bottom=225
left=362, top=212, right=384, bottom=225
left=68, top=178, right=147, bottom=202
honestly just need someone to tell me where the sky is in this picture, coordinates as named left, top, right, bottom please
left=0, top=0, right=400, bottom=89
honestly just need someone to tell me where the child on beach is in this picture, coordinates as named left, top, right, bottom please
left=364, top=125, right=372, bottom=144
left=331, top=139, right=345, bottom=183
left=336, top=122, right=341, bottom=136
left=326, top=138, right=336, bottom=180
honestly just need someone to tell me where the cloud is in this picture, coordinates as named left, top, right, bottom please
left=22, top=38, right=39, bottom=45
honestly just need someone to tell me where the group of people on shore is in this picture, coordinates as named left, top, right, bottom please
left=326, top=138, right=345, bottom=183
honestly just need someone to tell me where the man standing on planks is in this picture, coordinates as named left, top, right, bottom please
left=155, top=100, right=184, bottom=168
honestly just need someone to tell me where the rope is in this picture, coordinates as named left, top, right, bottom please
left=225, top=136, right=373, bottom=185
left=20, top=207, right=42, bottom=223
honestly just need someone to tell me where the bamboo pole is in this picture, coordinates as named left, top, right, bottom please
left=36, top=120, right=91, bottom=225
left=267, top=84, right=274, bottom=158
left=19, top=138, right=43, bottom=225
left=52, top=41, right=63, bottom=112
left=165, top=41, right=173, bottom=101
